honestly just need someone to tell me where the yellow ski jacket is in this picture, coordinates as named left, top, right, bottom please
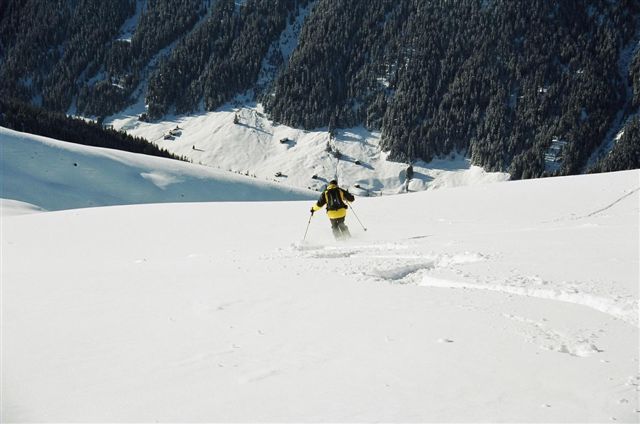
left=311, top=183, right=355, bottom=219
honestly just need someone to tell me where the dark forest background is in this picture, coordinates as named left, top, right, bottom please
left=1, top=0, right=638, bottom=178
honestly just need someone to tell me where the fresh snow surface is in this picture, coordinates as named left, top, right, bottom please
left=0, top=126, right=315, bottom=212
left=0, top=199, right=44, bottom=216
left=1, top=135, right=638, bottom=422
left=105, top=102, right=510, bottom=195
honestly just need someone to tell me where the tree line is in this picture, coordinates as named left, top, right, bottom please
left=1, top=0, right=638, bottom=177
left=0, top=98, right=184, bottom=160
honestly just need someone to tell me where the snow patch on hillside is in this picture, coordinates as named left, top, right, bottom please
left=117, top=0, right=146, bottom=42
left=106, top=103, right=509, bottom=195
left=256, top=1, right=317, bottom=92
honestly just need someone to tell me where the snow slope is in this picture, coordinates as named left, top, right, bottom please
left=0, top=126, right=315, bottom=213
left=2, top=154, right=638, bottom=421
left=106, top=103, right=510, bottom=195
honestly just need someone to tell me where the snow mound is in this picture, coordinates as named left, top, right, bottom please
left=0, top=198, right=44, bottom=216
left=0, top=126, right=316, bottom=212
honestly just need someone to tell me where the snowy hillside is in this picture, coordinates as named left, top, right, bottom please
left=0, top=126, right=315, bottom=213
left=2, top=160, right=638, bottom=420
left=106, top=102, right=510, bottom=195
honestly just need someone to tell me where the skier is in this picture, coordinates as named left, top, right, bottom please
left=310, top=179, right=355, bottom=240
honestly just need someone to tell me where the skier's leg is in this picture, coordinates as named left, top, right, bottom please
left=330, top=219, right=342, bottom=239
left=332, top=218, right=348, bottom=240
left=338, top=218, right=351, bottom=239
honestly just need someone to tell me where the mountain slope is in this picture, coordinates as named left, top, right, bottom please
left=1, top=0, right=638, bottom=179
left=2, top=169, right=638, bottom=421
left=0, top=126, right=315, bottom=212
left=107, top=103, right=511, bottom=196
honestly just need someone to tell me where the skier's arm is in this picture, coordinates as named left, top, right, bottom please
left=342, top=189, right=355, bottom=203
left=311, top=191, right=326, bottom=212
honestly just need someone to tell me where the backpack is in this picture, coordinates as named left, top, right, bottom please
left=325, top=187, right=346, bottom=211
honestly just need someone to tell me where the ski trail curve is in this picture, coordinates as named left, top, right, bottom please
left=420, top=275, right=639, bottom=328
left=287, top=242, right=638, bottom=327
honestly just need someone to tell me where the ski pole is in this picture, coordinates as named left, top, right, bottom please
left=348, top=202, right=367, bottom=231
left=302, top=212, right=313, bottom=242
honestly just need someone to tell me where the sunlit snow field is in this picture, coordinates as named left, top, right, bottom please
left=1, top=128, right=639, bottom=422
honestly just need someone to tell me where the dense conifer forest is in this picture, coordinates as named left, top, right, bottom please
left=1, top=0, right=638, bottom=177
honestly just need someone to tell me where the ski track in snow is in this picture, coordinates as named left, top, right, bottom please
left=501, top=313, right=604, bottom=357
left=283, top=239, right=638, bottom=363
left=543, top=186, right=640, bottom=223
left=286, top=240, right=639, bottom=329
left=581, top=187, right=640, bottom=219
left=289, top=239, right=640, bottom=362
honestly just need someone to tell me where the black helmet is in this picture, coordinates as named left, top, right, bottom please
left=329, top=179, right=338, bottom=185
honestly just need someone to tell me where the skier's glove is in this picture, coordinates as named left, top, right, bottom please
left=310, top=208, right=315, bottom=215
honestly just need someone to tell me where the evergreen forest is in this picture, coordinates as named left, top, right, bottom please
left=1, top=0, right=638, bottom=177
